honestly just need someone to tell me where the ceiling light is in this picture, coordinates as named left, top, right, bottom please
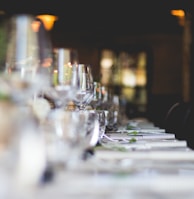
left=171, top=9, right=185, bottom=26
left=36, top=14, right=58, bottom=31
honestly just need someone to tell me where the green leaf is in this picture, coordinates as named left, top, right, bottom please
left=127, top=131, right=138, bottom=135
left=126, top=125, right=135, bottom=130
left=129, top=138, right=136, bottom=143
left=0, top=92, right=11, bottom=101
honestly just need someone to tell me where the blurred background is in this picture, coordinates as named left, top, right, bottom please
left=0, top=0, right=193, bottom=127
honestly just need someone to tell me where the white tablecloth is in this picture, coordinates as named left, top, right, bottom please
left=2, top=118, right=194, bottom=199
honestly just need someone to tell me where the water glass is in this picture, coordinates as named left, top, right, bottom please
left=96, top=110, right=106, bottom=139
left=43, top=110, right=93, bottom=169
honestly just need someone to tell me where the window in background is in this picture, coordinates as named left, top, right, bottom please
left=100, top=49, right=115, bottom=85
left=100, top=49, right=148, bottom=116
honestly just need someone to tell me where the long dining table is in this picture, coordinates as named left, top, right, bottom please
left=5, top=117, right=194, bottom=199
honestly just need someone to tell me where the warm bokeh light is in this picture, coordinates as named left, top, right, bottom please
left=100, top=50, right=114, bottom=69
left=171, top=9, right=185, bottom=17
left=36, top=14, right=58, bottom=31
left=0, top=10, right=5, bottom=15
left=31, top=20, right=41, bottom=32
left=121, top=68, right=136, bottom=87
left=100, top=58, right=113, bottom=69
left=171, top=9, right=185, bottom=26
left=136, top=69, right=147, bottom=86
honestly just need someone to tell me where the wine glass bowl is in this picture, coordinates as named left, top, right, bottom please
left=44, top=109, right=97, bottom=169
left=0, top=14, right=54, bottom=104
left=90, top=81, right=102, bottom=110
left=72, top=64, right=93, bottom=110
left=51, top=48, right=80, bottom=109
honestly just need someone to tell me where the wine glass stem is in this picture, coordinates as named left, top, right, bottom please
left=79, top=105, right=86, bottom=110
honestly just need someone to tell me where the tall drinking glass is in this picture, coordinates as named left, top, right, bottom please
left=73, top=64, right=93, bottom=110
left=49, top=48, right=79, bottom=109
left=90, top=81, right=102, bottom=110
left=0, top=14, right=54, bottom=105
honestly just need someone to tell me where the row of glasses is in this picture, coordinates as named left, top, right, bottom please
left=39, top=55, right=101, bottom=170
left=46, top=48, right=94, bottom=111
left=88, top=81, right=121, bottom=142
left=29, top=44, right=98, bottom=177
left=37, top=48, right=100, bottom=170
left=0, top=13, right=113, bottom=195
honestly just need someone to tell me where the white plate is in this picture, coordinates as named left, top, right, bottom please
left=95, top=150, right=194, bottom=161
left=105, top=132, right=175, bottom=141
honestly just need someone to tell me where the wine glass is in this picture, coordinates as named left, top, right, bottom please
left=43, top=109, right=96, bottom=169
left=73, top=64, right=93, bottom=111
left=0, top=14, right=54, bottom=105
left=89, top=81, right=102, bottom=110
left=46, top=48, right=79, bottom=110
left=96, top=110, right=106, bottom=139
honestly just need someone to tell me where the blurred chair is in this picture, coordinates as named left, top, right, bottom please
left=164, top=101, right=194, bottom=149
